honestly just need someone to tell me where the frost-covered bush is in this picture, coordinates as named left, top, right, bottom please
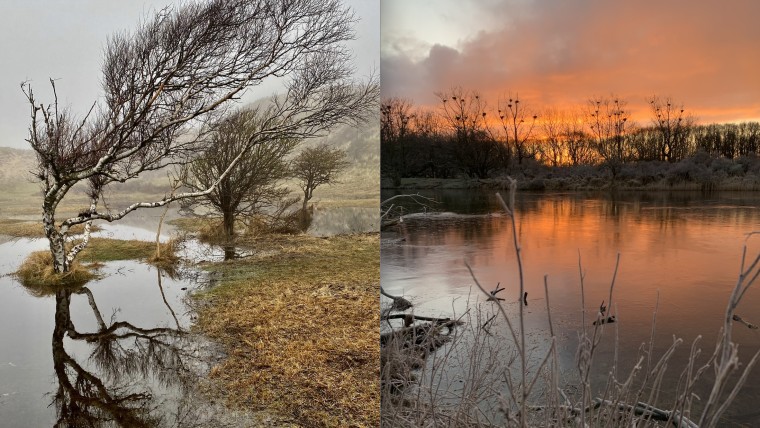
left=667, top=158, right=710, bottom=183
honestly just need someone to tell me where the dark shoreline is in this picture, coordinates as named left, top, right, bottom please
left=382, top=175, right=760, bottom=192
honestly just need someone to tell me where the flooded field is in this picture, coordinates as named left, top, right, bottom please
left=0, top=201, right=377, bottom=426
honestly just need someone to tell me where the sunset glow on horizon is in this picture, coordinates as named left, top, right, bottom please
left=382, top=0, right=760, bottom=126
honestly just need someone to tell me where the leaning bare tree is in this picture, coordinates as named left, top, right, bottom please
left=22, top=0, right=378, bottom=274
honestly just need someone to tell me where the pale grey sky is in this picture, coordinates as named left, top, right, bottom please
left=0, top=0, right=379, bottom=149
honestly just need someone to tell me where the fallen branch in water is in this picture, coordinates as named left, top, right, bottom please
left=593, top=399, right=699, bottom=428
left=380, top=286, right=413, bottom=311
left=382, top=313, right=452, bottom=326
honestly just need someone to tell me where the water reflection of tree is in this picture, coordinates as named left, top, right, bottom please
left=51, top=283, right=195, bottom=427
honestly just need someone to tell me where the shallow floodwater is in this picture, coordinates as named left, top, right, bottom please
left=381, top=189, right=760, bottom=425
left=0, top=222, right=235, bottom=427
left=0, top=204, right=371, bottom=426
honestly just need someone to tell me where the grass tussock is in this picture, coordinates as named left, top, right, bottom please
left=194, top=233, right=380, bottom=428
left=15, top=251, right=99, bottom=290
left=170, top=217, right=229, bottom=244
left=147, top=237, right=182, bottom=269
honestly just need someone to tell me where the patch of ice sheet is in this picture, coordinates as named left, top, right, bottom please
left=402, top=211, right=504, bottom=220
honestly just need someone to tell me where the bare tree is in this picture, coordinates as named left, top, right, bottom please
left=185, top=109, right=299, bottom=242
left=291, top=143, right=350, bottom=212
left=537, top=108, right=565, bottom=167
left=497, top=92, right=538, bottom=165
left=437, top=87, right=500, bottom=178
left=586, top=96, right=633, bottom=177
left=381, top=97, right=415, bottom=181
left=648, top=95, right=694, bottom=162
left=563, top=110, right=594, bottom=166
left=22, top=0, right=378, bottom=273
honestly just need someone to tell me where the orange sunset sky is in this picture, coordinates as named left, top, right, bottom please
left=381, top=0, right=760, bottom=125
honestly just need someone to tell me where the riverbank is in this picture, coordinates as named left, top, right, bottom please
left=384, top=174, right=760, bottom=192
left=384, top=156, right=760, bottom=192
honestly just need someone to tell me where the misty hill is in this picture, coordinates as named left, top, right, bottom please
left=301, top=120, right=380, bottom=170
left=0, top=120, right=379, bottom=210
left=0, top=147, right=35, bottom=185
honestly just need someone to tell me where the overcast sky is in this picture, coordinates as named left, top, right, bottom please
left=0, top=0, right=379, bottom=149
left=382, top=0, right=760, bottom=125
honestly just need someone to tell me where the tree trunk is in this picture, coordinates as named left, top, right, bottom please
left=43, top=205, right=68, bottom=273
left=302, top=189, right=310, bottom=212
left=222, top=210, right=235, bottom=242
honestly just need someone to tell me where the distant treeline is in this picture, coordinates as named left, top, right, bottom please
left=381, top=89, right=760, bottom=184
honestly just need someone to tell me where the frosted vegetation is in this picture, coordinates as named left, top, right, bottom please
left=382, top=92, right=760, bottom=191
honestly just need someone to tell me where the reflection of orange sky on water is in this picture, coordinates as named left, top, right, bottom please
left=380, top=193, right=760, bottom=421
left=384, top=194, right=760, bottom=341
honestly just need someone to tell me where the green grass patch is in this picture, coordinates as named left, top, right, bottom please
left=77, top=237, right=159, bottom=262
left=0, top=219, right=102, bottom=239
left=193, top=233, right=380, bottom=428
left=0, top=219, right=45, bottom=237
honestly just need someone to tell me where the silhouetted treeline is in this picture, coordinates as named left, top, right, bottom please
left=382, top=91, right=760, bottom=184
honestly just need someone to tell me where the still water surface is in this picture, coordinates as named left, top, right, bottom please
left=0, top=205, right=374, bottom=426
left=0, top=236, right=231, bottom=427
left=381, top=190, right=760, bottom=425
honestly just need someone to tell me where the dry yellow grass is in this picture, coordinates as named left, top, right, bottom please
left=77, top=237, right=158, bottom=262
left=15, top=251, right=99, bottom=290
left=14, top=236, right=169, bottom=290
left=147, top=237, right=182, bottom=267
left=193, top=233, right=380, bottom=427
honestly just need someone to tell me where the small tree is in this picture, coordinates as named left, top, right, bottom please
left=291, top=144, right=350, bottom=212
left=185, top=109, right=299, bottom=241
left=22, top=0, right=378, bottom=274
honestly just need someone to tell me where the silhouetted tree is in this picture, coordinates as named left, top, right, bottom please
left=381, top=98, right=414, bottom=182
left=23, top=0, right=378, bottom=273
left=497, top=92, right=538, bottom=165
left=648, top=96, right=694, bottom=162
left=586, top=96, right=634, bottom=177
left=538, top=108, right=566, bottom=166
left=437, top=87, right=501, bottom=177
left=563, top=110, right=594, bottom=166
left=737, top=122, right=760, bottom=157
